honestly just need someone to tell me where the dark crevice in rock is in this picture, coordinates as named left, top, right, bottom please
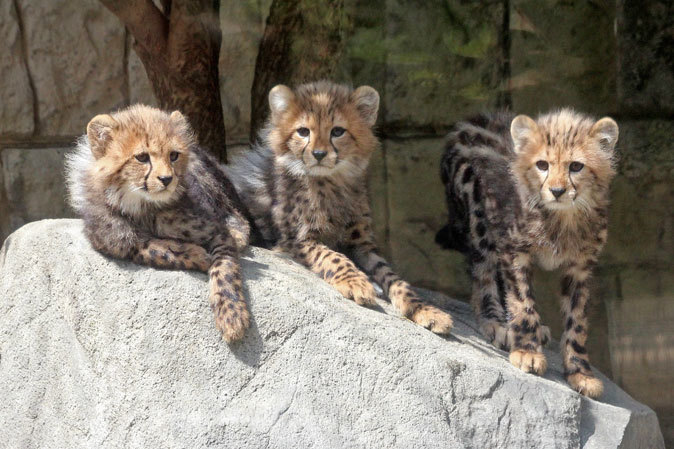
left=0, top=136, right=78, bottom=149
left=11, top=0, right=39, bottom=136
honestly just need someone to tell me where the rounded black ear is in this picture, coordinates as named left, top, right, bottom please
left=86, top=114, right=117, bottom=159
left=352, top=86, right=380, bottom=127
left=590, top=117, right=619, bottom=153
left=510, top=114, right=538, bottom=153
left=268, top=85, right=295, bottom=121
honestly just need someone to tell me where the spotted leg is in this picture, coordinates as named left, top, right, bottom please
left=283, top=238, right=377, bottom=306
left=502, top=251, right=547, bottom=375
left=560, top=260, right=603, bottom=398
left=85, top=212, right=212, bottom=272
left=470, top=248, right=511, bottom=348
left=345, top=219, right=453, bottom=334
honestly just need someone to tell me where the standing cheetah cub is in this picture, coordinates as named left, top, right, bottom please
left=66, top=104, right=252, bottom=342
left=437, top=109, right=618, bottom=397
left=226, top=81, right=453, bottom=334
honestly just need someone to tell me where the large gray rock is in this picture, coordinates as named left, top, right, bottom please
left=0, top=219, right=664, bottom=449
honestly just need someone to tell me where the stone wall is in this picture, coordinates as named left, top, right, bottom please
left=0, top=0, right=672, bottom=444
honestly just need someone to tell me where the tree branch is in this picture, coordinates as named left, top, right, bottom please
left=100, top=0, right=169, bottom=55
left=100, top=0, right=227, bottom=160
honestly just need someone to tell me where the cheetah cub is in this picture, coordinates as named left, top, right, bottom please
left=226, top=81, right=453, bottom=334
left=437, top=109, right=618, bottom=397
left=66, top=104, right=252, bottom=342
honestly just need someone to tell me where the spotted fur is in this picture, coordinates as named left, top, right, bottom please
left=437, top=108, right=619, bottom=397
left=66, top=104, right=252, bottom=342
left=227, top=81, right=453, bottom=334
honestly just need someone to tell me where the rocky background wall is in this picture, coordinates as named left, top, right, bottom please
left=0, top=0, right=672, bottom=444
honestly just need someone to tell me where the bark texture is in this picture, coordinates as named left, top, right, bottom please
left=101, top=0, right=227, bottom=161
left=250, top=0, right=349, bottom=139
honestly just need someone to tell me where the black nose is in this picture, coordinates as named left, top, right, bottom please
left=158, top=176, right=173, bottom=187
left=312, top=150, right=327, bottom=162
left=549, top=187, right=566, bottom=199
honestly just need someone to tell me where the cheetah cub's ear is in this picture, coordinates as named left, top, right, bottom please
left=590, top=117, right=619, bottom=153
left=86, top=114, right=117, bottom=159
left=169, top=110, right=194, bottom=138
left=269, top=85, right=295, bottom=122
left=352, top=86, right=380, bottom=127
left=170, top=110, right=187, bottom=125
left=510, top=114, right=539, bottom=154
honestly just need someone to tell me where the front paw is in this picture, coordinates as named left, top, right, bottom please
left=509, top=349, right=547, bottom=375
left=567, top=372, right=603, bottom=398
left=332, top=275, right=378, bottom=307
left=411, top=304, right=453, bottom=335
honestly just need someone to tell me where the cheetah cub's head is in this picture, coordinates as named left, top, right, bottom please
left=266, top=81, right=380, bottom=177
left=86, top=105, right=194, bottom=210
left=510, top=108, right=619, bottom=212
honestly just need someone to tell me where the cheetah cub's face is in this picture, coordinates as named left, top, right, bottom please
left=510, top=109, right=619, bottom=211
left=86, top=105, right=193, bottom=210
left=266, top=83, right=380, bottom=177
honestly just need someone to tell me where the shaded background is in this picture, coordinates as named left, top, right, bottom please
left=0, top=0, right=672, bottom=445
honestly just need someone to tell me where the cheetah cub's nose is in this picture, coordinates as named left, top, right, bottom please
left=312, top=150, right=327, bottom=162
left=549, top=187, right=566, bottom=199
left=158, top=176, right=173, bottom=187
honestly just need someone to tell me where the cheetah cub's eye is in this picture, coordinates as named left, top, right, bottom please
left=535, top=160, right=549, bottom=171
left=569, top=161, right=584, bottom=172
left=297, top=127, right=310, bottom=138
left=135, top=153, right=150, bottom=163
left=170, top=151, right=180, bottom=162
left=330, top=127, right=345, bottom=138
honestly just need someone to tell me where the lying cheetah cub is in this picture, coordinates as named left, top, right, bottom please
left=437, top=109, right=618, bottom=397
left=227, top=81, right=453, bottom=334
left=66, top=105, right=251, bottom=342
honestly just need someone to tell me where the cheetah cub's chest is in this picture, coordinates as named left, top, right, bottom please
left=301, top=178, right=360, bottom=244
left=529, top=210, right=599, bottom=271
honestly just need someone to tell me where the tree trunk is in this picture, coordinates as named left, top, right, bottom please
left=250, top=0, right=348, bottom=140
left=101, top=0, right=227, bottom=161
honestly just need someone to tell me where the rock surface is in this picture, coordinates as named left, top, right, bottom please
left=0, top=220, right=665, bottom=449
